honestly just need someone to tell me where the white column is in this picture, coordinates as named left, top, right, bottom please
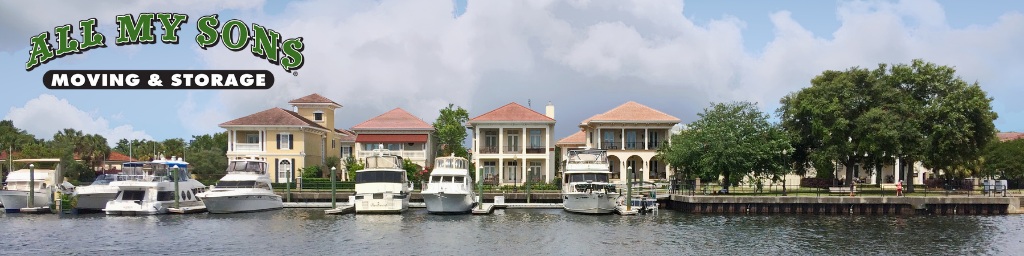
left=644, top=128, right=649, bottom=150
left=231, top=130, right=236, bottom=152
left=596, top=128, right=601, bottom=149
left=522, top=128, right=526, bottom=154
left=498, top=157, right=504, bottom=185
left=545, top=125, right=552, bottom=182
left=498, top=127, right=504, bottom=154
left=621, top=128, right=625, bottom=150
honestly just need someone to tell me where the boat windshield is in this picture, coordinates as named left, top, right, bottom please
left=215, top=180, right=257, bottom=188
left=567, top=173, right=609, bottom=183
left=91, top=174, right=118, bottom=185
left=227, top=161, right=267, bottom=175
left=356, top=171, right=405, bottom=183
left=429, top=175, right=466, bottom=183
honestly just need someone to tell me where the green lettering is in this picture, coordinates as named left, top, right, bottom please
left=281, top=37, right=304, bottom=72
left=221, top=19, right=249, bottom=51
left=115, top=13, right=156, bottom=45
left=25, top=32, right=54, bottom=71
left=250, top=23, right=280, bottom=63
left=157, top=13, right=189, bottom=43
left=195, top=14, right=220, bottom=50
left=79, top=18, right=106, bottom=50
left=53, top=24, right=81, bottom=56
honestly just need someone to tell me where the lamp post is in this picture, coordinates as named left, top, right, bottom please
left=331, top=166, right=337, bottom=208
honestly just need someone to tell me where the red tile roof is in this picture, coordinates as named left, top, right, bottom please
left=556, top=131, right=586, bottom=145
left=0, top=151, right=19, bottom=160
left=997, top=132, right=1024, bottom=142
left=106, top=152, right=137, bottom=162
left=581, top=101, right=680, bottom=124
left=469, top=102, right=555, bottom=122
left=336, top=129, right=357, bottom=142
left=288, top=93, right=342, bottom=107
left=351, top=108, right=434, bottom=130
left=355, top=134, right=429, bottom=143
left=220, top=108, right=329, bottom=130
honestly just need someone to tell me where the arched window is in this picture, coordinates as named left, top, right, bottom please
left=278, top=160, right=292, bottom=182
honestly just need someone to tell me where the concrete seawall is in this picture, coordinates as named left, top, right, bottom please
left=274, top=191, right=564, bottom=203
left=667, top=195, right=1023, bottom=215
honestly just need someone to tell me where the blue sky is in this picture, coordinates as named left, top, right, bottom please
left=1, top=0, right=1023, bottom=146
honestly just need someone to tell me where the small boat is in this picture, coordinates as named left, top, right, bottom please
left=103, top=157, right=207, bottom=215
left=562, top=150, right=619, bottom=214
left=0, top=159, right=73, bottom=213
left=197, top=156, right=282, bottom=214
left=616, top=181, right=660, bottom=215
left=422, top=155, right=477, bottom=214
left=353, top=149, right=412, bottom=214
left=74, top=174, right=122, bottom=211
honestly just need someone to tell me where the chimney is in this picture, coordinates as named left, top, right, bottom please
left=545, top=101, right=555, bottom=119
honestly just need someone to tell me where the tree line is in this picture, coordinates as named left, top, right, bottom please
left=659, top=59, right=1016, bottom=191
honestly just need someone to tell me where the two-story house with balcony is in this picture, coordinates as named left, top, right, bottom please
left=468, top=102, right=556, bottom=186
left=219, top=94, right=345, bottom=183
left=351, top=108, right=435, bottom=168
left=560, top=101, right=680, bottom=182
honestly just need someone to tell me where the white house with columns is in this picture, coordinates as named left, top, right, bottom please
left=562, top=101, right=680, bottom=182
left=468, top=102, right=556, bottom=186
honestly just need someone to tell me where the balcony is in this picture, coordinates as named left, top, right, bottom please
left=525, top=147, right=545, bottom=154
left=504, top=146, right=521, bottom=154
left=234, top=143, right=261, bottom=152
left=624, top=142, right=645, bottom=150
left=479, top=146, right=499, bottom=154
left=601, top=142, right=618, bottom=150
left=358, top=150, right=426, bottom=160
left=648, top=141, right=661, bottom=149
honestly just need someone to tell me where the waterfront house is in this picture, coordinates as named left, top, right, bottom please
left=337, top=128, right=356, bottom=180
left=468, top=102, right=556, bottom=186
left=559, top=101, right=679, bottom=182
left=219, top=94, right=345, bottom=183
left=350, top=108, right=435, bottom=168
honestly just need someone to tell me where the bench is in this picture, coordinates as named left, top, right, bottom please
left=828, top=187, right=858, bottom=195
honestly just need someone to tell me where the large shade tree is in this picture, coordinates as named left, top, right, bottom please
left=432, top=104, right=470, bottom=159
left=658, top=101, right=792, bottom=190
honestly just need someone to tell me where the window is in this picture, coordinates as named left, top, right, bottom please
left=506, top=161, right=518, bottom=182
left=313, top=111, right=324, bottom=121
left=528, top=161, right=542, bottom=181
left=215, top=180, right=257, bottom=188
left=120, top=190, right=146, bottom=201
left=649, top=131, right=659, bottom=148
left=483, top=161, right=496, bottom=182
left=246, top=133, right=259, bottom=143
left=485, top=131, right=497, bottom=147
left=625, top=131, right=637, bottom=149
left=507, top=130, right=519, bottom=148
left=387, top=143, right=401, bottom=151
left=278, top=160, right=292, bottom=183
left=332, top=139, right=336, bottom=149
left=355, top=171, right=406, bottom=183
left=342, top=146, right=352, bottom=158
left=529, top=130, right=542, bottom=148
left=365, top=143, right=379, bottom=151
left=279, top=133, right=292, bottom=150
left=157, top=191, right=175, bottom=201
left=454, top=176, right=465, bottom=183
left=568, top=173, right=609, bottom=183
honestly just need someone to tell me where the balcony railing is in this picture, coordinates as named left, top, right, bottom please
left=601, top=142, right=618, bottom=150
left=504, top=146, right=521, bottom=154
left=479, top=146, right=499, bottom=154
left=357, top=150, right=426, bottom=159
left=648, top=141, right=661, bottom=149
left=234, top=143, right=261, bottom=152
left=624, top=142, right=645, bottom=150
left=525, top=147, right=545, bottom=154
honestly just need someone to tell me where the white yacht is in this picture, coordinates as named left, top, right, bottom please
left=353, top=150, right=412, bottom=214
left=421, top=156, right=477, bottom=214
left=103, top=157, right=207, bottom=215
left=197, top=157, right=282, bottom=214
left=74, top=174, right=122, bottom=211
left=562, top=150, right=619, bottom=214
left=1, top=159, right=72, bottom=213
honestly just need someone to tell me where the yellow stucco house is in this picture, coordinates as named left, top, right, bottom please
left=219, top=94, right=347, bottom=183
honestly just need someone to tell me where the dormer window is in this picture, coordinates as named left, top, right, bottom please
left=313, top=111, right=324, bottom=122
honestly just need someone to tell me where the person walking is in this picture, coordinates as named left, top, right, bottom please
left=896, top=180, right=904, bottom=197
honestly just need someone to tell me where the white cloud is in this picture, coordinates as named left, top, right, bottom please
left=4, top=94, right=153, bottom=146
left=176, top=92, right=230, bottom=136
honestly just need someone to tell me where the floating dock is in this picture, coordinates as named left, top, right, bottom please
left=168, top=205, right=207, bottom=214
left=324, top=204, right=355, bottom=215
left=284, top=202, right=334, bottom=208
left=19, top=207, right=51, bottom=214
left=472, top=203, right=494, bottom=214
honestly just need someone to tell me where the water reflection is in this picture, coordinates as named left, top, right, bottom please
left=0, top=209, right=1020, bottom=255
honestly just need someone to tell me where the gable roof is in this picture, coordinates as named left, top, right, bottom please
left=469, top=102, right=555, bottom=122
left=219, top=107, right=328, bottom=130
left=998, top=132, right=1024, bottom=142
left=351, top=108, right=433, bottom=130
left=556, top=131, right=586, bottom=145
left=336, top=129, right=357, bottom=142
left=288, top=93, right=342, bottom=107
left=106, top=152, right=137, bottom=162
left=581, top=101, right=680, bottom=125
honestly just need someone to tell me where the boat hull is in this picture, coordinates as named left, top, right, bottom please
left=422, top=192, right=475, bottom=214
left=354, top=195, right=408, bottom=214
left=563, top=193, right=617, bottom=214
left=76, top=192, right=119, bottom=210
left=200, top=194, right=283, bottom=214
left=0, top=190, right=51, bottom=213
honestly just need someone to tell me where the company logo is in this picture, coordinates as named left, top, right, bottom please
left=26, top=13, right=304, bottom=90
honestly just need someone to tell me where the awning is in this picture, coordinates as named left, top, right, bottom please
left=355, top=134, right=428, bottom=143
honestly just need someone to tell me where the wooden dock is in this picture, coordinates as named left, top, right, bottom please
left=472, top=203, right=494, bottom=214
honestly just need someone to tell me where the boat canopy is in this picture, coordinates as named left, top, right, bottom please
left=121, top=161, right=191, bottom=182
left=227, top=160, right=268, bottom=175
left=566, top=149, right=607, bottom=165
left=431, top=156, right=470, bottom=176
left=5, top=169, right=54, bottom=182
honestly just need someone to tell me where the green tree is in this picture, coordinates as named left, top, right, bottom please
left=161, top=138, right=186, bottom=158
left=658, top=101, right=792, bottom=190
left=0, top=120, right=35, bottom=179
left=432, top=104, right=470, bottom=159
left=981, top=139, right=1024, bottom=181
left=324, top=156, right=341, bottom=179
left=188, top=132, right=228, bottom=153
left=344, top=156, right=363, bottom=181
left=187, top=148, right=228, bottom=184
left=301, top=165, right=323, bottom=179
left=402, top=159, right=422, bottom=184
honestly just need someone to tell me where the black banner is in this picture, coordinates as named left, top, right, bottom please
left=42, top=70, right=274, bottom=89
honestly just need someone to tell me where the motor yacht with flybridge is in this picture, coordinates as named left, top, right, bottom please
left=74, top=173, right=122, bottom=211
left=1, top=159, right=74, bottom=213
left=197, top=156, right=282, bottom=213
left=353, top=149, right=412, bottom=214
left=103, top=157, right=207, bottom=215
left=562, top=149, right=619, bottom=214
left=421, top=155, right=477, bottom=214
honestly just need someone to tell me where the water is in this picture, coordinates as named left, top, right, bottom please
left=2, top=209, right=1022, bottom=255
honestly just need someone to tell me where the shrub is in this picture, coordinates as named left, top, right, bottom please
left=301, top=166, right=322, bottom=179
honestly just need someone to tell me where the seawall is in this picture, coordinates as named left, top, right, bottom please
left=666, top=195, right=1023, bottom=215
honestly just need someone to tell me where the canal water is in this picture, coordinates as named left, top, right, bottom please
left=1, top=209, right=1022, bottom=255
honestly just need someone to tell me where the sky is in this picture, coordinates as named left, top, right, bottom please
left=1, top=0, right=1023, bottom=147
